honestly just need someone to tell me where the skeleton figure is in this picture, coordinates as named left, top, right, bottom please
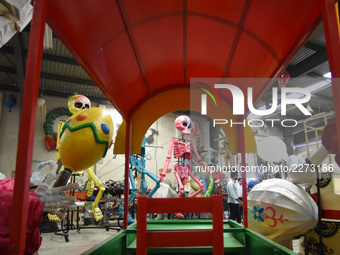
left=53, top=95, right=111, bottom=222
left=119, top=137, right=161, bottom=223
left=160, top=115, right=207, bottom=218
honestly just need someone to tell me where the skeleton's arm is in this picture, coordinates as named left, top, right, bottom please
left=191, top=142, right=210, bottom=174
left=160, top=139, right=175, bottom=182
left=35, top=173, right=79, bottom=220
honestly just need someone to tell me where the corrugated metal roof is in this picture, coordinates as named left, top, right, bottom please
left=289, top=46, right=316, bottom=66
left=308, top=23, right=327, bottom=47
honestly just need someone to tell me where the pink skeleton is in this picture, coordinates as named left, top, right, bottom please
left=160, top=115, right=208, bottom=218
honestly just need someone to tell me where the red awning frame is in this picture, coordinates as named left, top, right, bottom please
left=7, top=0, right=340, bottom=254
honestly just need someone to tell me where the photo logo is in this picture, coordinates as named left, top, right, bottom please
left=201, top=84, right=312, bottom=116
left=197, top=83, right=312, bottom=128
left=198, top=82, right=222, bottom=114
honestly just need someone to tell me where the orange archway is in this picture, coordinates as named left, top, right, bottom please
left=114, top=87, right=256, bottom=154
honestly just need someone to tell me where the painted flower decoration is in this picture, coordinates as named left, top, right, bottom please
left=251, top=204, right=265, bottom=223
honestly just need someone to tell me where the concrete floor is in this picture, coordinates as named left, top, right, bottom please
left=38, top=226, right=120, bottom=255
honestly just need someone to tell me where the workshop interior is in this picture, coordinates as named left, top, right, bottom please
left=0, top=0, right=340, bottom=254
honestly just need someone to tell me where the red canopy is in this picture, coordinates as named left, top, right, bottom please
left=45, top=0, right=322, bottom=119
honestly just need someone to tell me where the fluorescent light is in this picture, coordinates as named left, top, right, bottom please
left=287, top=80, right=331, bottom=98
left=43, top=23, right=53, bottom=50
left=323, top=72, right=332, bottom=78
left=306, top=104, right=313, bottom=113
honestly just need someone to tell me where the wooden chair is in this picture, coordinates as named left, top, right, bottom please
left=136, top=195, right=224, bottom=255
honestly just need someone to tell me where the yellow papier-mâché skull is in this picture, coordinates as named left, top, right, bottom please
left=68, top=94, right=91, bottom=115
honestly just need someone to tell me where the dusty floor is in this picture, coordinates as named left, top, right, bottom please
left=38, top=224, right=120, bottom=255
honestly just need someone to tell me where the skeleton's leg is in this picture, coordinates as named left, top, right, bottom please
left=200, top=172, right=207, bottom=195
left=174, top=167, right=185, bottom=218
left=188, top=171, right=204, bottom=197
left=119, top=167, right=138, bottom=223
left=86, top=178, right=95, bottom=197
left=130, top=155, right=148, bottom=195
left=174, top=170, right=185, bottom=199
left=140, top=158, right=148, bottom=195
left=140, top=171, right=147, bottom=195
left=144, top=170, right=161, bottom=198
left=204, top=174, right=214, bottom=198
left=85, top=168, right=105, bottom=221
left=139, top=161, right=161, bottom=219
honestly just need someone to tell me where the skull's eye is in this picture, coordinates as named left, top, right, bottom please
left=101, top=123, right=110, bottom=135
left=84, top=104, right=90, bottom=109
left=188, top=124, right=191, bottom=128
left=75, top=102, right=83, bottom=108
left=182, top=122, right=187, bottom=127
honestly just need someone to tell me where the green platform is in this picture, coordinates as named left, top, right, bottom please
left=82, top=220, right=296, bottom=255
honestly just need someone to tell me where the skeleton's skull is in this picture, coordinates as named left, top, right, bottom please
left=68, top=94, right=91, bottom=114
left=175, top=115, right=191, bottom=135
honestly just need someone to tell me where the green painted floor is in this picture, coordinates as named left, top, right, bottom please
left=142, top=220, right=231, bottom=230
left=83, top=220, right=297, bottom=255
left=126, top=220, right=245, bottom=254
left=127, top=233, right=244, bottom=252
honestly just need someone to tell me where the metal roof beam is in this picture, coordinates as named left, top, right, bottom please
left=311, top=93, right=333, bottom=102
left=0, top=45, right=79, bottom=66
left=287, top=47, right=328, bottom=77
left=0, top=65, right=96, bottom=86
left=0, top=82, right=108, bottom=103
left=13, top=33, right=25, bottom=93
left=42, top=73, right=95, bottom=86
left=304, top=41, right=324, bottom=52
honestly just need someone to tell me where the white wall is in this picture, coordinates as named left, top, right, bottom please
left=0, top=93, right=77, bottom=177
left=32, top=96, right=71, bottom=168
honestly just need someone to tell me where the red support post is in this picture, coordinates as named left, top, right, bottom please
left=237, top=119, right=248, bottom=228
left=322, top=0, right=340, bottom=154
left=123, top=118, right=132, bottom=229
left=212, top=196, right=224, bottom=255
left=8, top=0, right=47, bottom=254
left=136, top=196, right=147, bottom=255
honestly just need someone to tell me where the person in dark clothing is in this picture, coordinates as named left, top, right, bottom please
left=227, top=172, right=242, bottom=223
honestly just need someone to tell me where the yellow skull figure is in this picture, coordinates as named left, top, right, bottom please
left=59, top=108, right=113, bottom=171
left=68, top=94, right=91, bottom=115
left=58, top=107, right=113, bottom=221
left=56, top=94, right=92, bottom=171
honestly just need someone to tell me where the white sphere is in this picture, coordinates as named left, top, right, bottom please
left=248, top=179, right=318, bottom=244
